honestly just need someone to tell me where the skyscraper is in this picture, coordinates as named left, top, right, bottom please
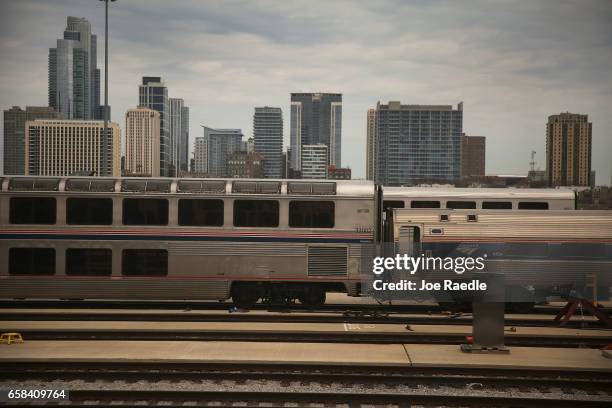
left=366, top=108, right=376, bottom=181
left=26, top=119, right=120, bottom=177
left=139, top=77, right=170, bottom=176
left=373, top=101, right=463, bottom=186
left=546, top=112, right=592, bottom=187
left=3, top=106, right=63, bottom=175
left=253, top=107, right=283, bottom=178
left=125, top=107, right=161, bottom=177
left=290, top=93, right=342, bottom=172
left=48, top=16, right=103, bottom=120
left=180, top=105, right=190, bottom=173
left=169, top=98, right=184, bottom=176
left=461, top=134, right=486, bottom=178
left=199, top=126, right=243, bottom=177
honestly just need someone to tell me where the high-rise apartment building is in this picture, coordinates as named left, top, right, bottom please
left=253, top=107, right=283, bottom=178
left=48, top=16, right=104, bottom=120
left=546, top=112, right=592, bottom=187
left=139, top=77, right=170, bottom=176
left=125, top=107, right=161, bottom=177
left=461, top=134, right=486, bottom=177
left=197, top=126, right=243, bottom=177
left=193, top=136, right=208, bottom=175
left=290, top=93, right=342, bottom=172
left=373, top=101, right=463, bottom=186
left=366, top=108, right=376, bottom=180
left=3, top=106, right=63, bottom=175
left=301, top=145, right=329, bottom=179
left=25, top=119, right=120, bottom=177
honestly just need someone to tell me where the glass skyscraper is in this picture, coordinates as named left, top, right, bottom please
left=373, top=101, right=463, bottom=186
left=139, top=77, right=170, bottom=176
left=253, top=107, right=283, bottom=178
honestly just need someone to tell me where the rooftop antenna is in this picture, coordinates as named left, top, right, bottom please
left=530, top=150, right=537, bottom=172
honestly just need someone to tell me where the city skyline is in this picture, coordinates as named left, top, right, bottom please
left=1, top=1, right=611, bottom=182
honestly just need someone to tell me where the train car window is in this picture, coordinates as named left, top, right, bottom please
left=410, top=200, right=440, bottom=208
left=123, top=198, right=168, bottom=225
left=66, top=197, right=113, bottom=225
left=518, top=202, right=549, bottom=210
left=9, top=196, right=56, bottom=224
left=482, top=201, right=512, bottom=209
left=559, top=243, right=606, bottom=259
left=233, top=200, right=279, bottom=227
left=383, top=200, right=405, bottom=209
left=122, top=249, right=168, bottom=276
left=446, top=201, right=476, bottom=209
left=178, top=199, right=224, bottom=226
left=66, top=249, right=112, bottom=276
left=289, top=201, right=334, bottom=228
left=9, top=248, right=55, bottom=275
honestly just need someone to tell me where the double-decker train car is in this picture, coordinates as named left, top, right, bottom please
left=0, top=176, right=584, bottom=306
left=386, top=208, right=612, bottom=311
left=0, top=176, right=375, bottom=307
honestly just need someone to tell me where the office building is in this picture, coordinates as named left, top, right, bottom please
left=290, top=93, right=342, bottom=171
left=48, top=16, right=104, bottom=120
left=125, top=107, right=161, bottom=177
left=253, top=106, right=283, bottom=178
left=25, top=119, right=120, bottom=176
left=197, top=126, right=243, bottom=177
left=546, top=112, right=592, bottom=187
left=180, top=105, right=190, bottom=172
left=366, top=108, right=376, bottom=180
left=301, top=145, right=328, bottom=179
left=461, top=134, right=486, bottom=177
left=328, top=166, right=351, bottom=180
left=227, top=151, right=264, bottom=178
left=139, top=77, right=170, bottom=176
left=373, top=101, right=462, bottom=186
left=3, top=106, right=63, bottom=175
left=193, top=136, right=208, bottom=175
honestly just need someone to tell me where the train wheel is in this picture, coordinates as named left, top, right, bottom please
left=298, top=286, right=326, bottom=309
left=231, top=282, right=260, bottom=309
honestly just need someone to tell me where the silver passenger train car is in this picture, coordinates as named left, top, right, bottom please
left=0, top=176, right=579, bottom=306
left=0, top=176, right=376, bottom=307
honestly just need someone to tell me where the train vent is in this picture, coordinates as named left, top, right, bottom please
left=122, top=179, right=171, bottom=193
left=9, top=177, right=60, bottom=191
left=288, top=182, right=336, bottom=195
left=307, top=246, right=348, bottom=276
left=65, top=178, right=115, bottom=192
left=232, top=181, right=281, bottom=194
left=177, top=180, right=226, bottom=194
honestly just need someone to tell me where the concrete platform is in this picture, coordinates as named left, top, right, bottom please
left=2, top=320, right=611, bottom=339
left=0, top=340, right=610, bottom=372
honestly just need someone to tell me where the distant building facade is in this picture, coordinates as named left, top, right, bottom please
left=193, top=136, right=208, bottom=175
left=197, top=126, right=243, bottom=177
left=290, top=93, right=342, bottom=171
left=366, top=108, right=376, bottom=180
left=3, top=106, right=63, bottom=175
left=253, top=106, right=283, bottom=178
left=301, top=144, right=328, bottom=179
left=139, top=77, right=170, bottom=176
left=461, top=134, right=486, bottom=177
left=169, top=98, right=189, bottom=176
left=180, top=105, right=190, bottom=172
left=546, top=112, right=592, bottom=187
left=373, top=101, right=463, bottom=186
left=25, top=119, right=120, bottom=177
left=227, top=151, right=264, bottom=178
left=125, top=107, right=161, bottom=177
left=328, top=166, right=351, bottom=180
left=48, top=16, right=104, bottom=120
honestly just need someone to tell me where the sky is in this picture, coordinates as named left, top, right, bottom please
left=1, top=0, right=611, bottom=183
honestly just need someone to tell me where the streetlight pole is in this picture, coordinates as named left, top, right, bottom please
left=100, top=0, right=116, bottom=176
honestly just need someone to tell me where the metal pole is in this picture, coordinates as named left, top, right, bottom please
left=102, top=0, right=109, bottom=176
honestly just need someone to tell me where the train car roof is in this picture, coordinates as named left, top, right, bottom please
left=383, top=186, right=575, bottom=200
left=0, top=176, right=375, bottom=197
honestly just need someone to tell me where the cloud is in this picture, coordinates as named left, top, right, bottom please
left=1, top=0, right=611, bottom=183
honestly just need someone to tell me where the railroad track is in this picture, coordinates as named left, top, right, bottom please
left=0, top=309, right=604, bottom=328
left=10, top=327, right=611, bottom=348
left=2, top=363, right=611, bottom=407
